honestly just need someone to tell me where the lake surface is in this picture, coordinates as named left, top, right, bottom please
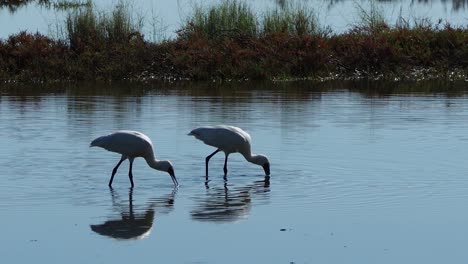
left=1, top=81, right=468, bottom=263
left=1, top=0, right=467, bottom=40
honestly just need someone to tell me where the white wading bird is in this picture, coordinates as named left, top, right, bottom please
left=90, top=130, right=178, bottom=187
left=188, top=125, right=270, bottom=178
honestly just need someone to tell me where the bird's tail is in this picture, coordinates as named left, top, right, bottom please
left=188, top=126, right=207, bottom=136
left=90, top=135, right=107, bottom=148
left=188, top=129, right=205, bottom=142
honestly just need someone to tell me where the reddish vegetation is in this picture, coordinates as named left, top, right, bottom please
left=0, top=32, right=70, bottom=81
left=0, top=25, right=467, bottom=82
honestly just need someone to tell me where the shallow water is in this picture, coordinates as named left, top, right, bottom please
left=1, top=81, right=468, bottom=263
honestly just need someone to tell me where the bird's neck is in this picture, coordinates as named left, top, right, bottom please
left=145, top=152, right=162, bottom=170
left=243, top=152, right=262, bottom=166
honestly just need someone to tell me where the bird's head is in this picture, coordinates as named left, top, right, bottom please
left=159, top=161, right=178, bottom=187
left=253, top=154, right=270, bottom=176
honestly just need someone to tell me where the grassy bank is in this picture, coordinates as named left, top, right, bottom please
left=0, top=0, right=467, bottom=82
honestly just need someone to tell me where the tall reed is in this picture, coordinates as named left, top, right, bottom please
left=184, top=0, right=257, bottom=38
left=65, top=0, right=143, bottom=51
left=354, top=0, right=388, bottom=33
left=262, top=3, right=322, bottom=36
left=182, top=0, right=326, bottom=38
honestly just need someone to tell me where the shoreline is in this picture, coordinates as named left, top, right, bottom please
left=1, top=29, right=466, bottom=83
left=0, top=1, right=466, bottom=83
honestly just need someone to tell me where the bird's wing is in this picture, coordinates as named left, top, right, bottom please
left=226, top=126, right=251, bottom=143
left=189, top=126, right=250, bottom=152
left=90, top=131, right=153, bottom=157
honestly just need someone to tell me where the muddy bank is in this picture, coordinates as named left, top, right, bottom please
left=0, top=24, right=466, bottom=83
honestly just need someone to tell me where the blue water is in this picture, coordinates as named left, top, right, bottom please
left=1, top=81, right=468, bottom=263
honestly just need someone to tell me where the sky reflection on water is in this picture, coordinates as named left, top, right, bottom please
left=1, top=81, right=468, bottom=263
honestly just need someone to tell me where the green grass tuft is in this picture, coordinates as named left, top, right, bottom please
left=182, top=0, right=257, bottom=39
left=262, top=3, right=324, bottom=36
left=65, top=0, right=143, bottom=51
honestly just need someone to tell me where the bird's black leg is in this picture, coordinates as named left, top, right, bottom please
left=223, top=153, right=229, bottom=176
left=171, top=174, right=179, bottom=187
left=109, top=156, right=126, bottom=187
left=128, top=188, right=134, bottom=216
left=205, top=149, right=220, bottom=178
left=128, top=158, right=135, bottom=188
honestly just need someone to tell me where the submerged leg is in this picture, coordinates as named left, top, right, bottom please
left=128, top=188, right=134, bottom=214
left=205, top=149, right=220, bottom=177
left=223, top=153, right=229, bottom=176
left=171, top=174, right=179, bottom=187
left=128, top=157, right=135, bottom=188
left=109, top=155, right=126, bottom=187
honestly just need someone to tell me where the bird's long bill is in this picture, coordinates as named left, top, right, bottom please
left=263, top=162, right=270, bottom=176
left=168, top=167, right=178, bottom=187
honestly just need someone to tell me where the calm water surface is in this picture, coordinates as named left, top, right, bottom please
left=1, top=81, right=468, bottom=263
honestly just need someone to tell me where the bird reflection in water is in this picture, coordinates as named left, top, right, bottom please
left=90, top=188, right=176, bottom=240
left=191, top=177, right=270, bottom=222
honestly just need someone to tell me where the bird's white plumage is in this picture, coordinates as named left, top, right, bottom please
left=189, top=125, right=270, bottom=176
left=189, top=125, right=251, bottom=155
left=90, top=130, right=177, bottom=187
left=91, top=130, right=154, bottom=158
